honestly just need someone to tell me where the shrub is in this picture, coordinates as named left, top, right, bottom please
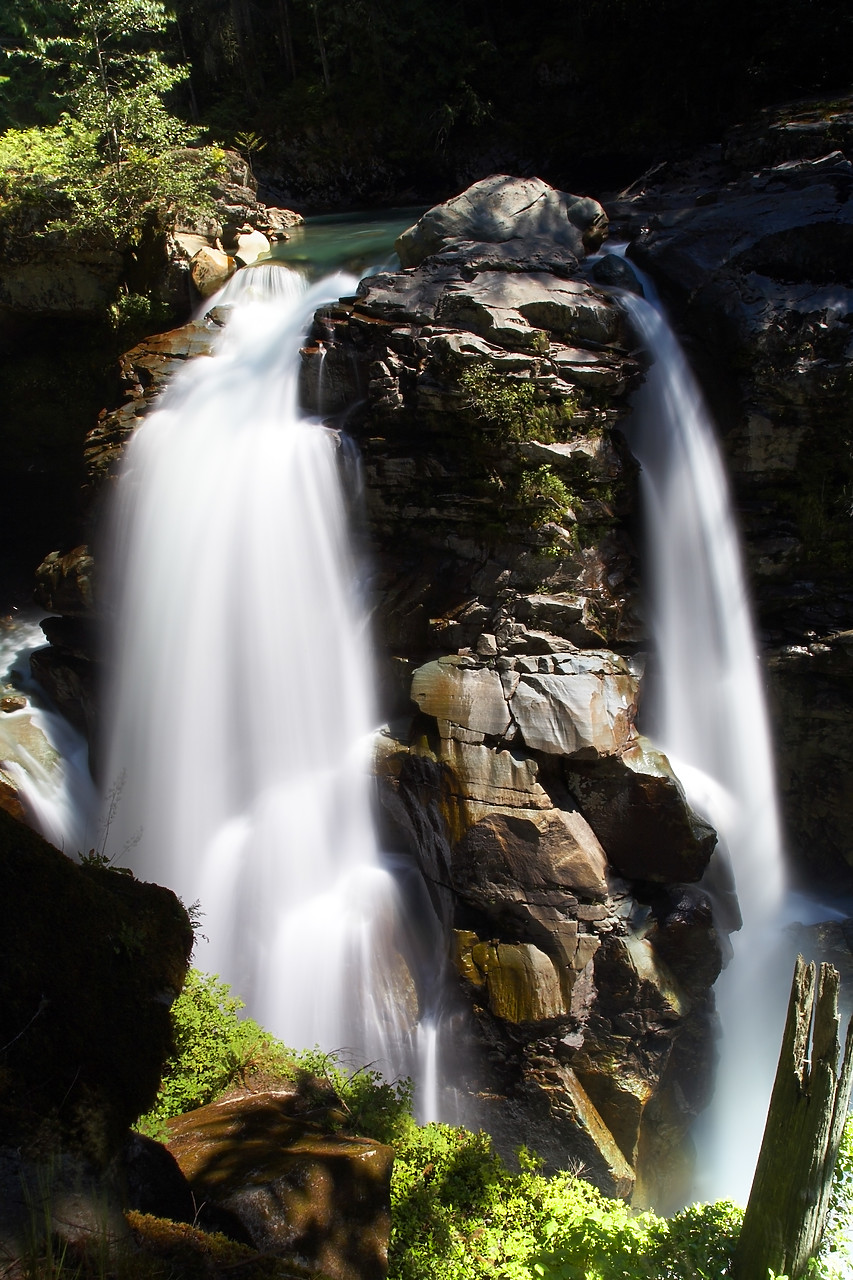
left=0, top=121, right=225, bottom=247
left=135, top=969, right=267, bottom=1134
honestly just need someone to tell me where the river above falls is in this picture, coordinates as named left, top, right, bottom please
left=266, top=206, right=426, bottom=279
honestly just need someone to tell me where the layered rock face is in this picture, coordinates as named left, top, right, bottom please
left=300, top=176, right=724, bottom=1205
left=608, top=98, right=853, bottom=887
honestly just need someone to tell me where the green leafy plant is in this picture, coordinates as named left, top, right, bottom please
left=515, top=465, right=575, bottom=527
left=134, top=972, right=853, bottom=1280
left=232, top=128, right=266, bottom=176
left=135, top=969, right=268, bottom=1135
left=0, top=0, right=226, bottom=248
left=389, top=1124, right=744, bottom=1280
left=459, top=363, right=574, bottom=444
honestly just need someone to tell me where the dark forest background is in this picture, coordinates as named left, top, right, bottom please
left=3, top=0, right=852, bottom=207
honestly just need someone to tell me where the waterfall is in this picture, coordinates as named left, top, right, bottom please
left=620, top=288, right=790, bottom=1204
left=0, top=613, right=95, bottom=854
left=100, top=264, right=418, bottom=1079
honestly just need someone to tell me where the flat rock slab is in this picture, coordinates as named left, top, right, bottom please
left=436, top=273, right=622, bottom=349
left=410, top=653, right=638, bottom=758
left=167, top=1092, right=393, bottom=1280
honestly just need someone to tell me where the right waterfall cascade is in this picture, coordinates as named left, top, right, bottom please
left=618, top=279, right=789, bottom=1203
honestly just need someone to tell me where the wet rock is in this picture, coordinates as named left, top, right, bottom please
left=453, top=810, right=609, bottom=901
left=590, top=254, right=644, bottom=295
left=118, top=1132, right=196, bottom=1225
left=0, top=708, right=61, bottom=820
left=567, top=738, right=716, bottom=883
left=454, top=934, right=567, bottom=1022
left=520, top=1061, right=635, bottom=1199
left=34, top=545, right=95, bottom=616
left=167, top=1092, right=393, bottom=1280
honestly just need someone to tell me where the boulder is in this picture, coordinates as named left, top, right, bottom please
left=0, top=247, right=124, bottom=317
left=231, top=227, right=272, bottom=267
left=454, top=935, right=567, bottom=1022
left=167, top=1092, right=393, bottom=1280
left=0, top=808, right=193, bottom=1161
left=567, top=738, right=716, bottom=883
left=190, top=246, right=237, bottom=299
left=509, top=657, right=638, bottom=758
left=410, top=657, right=511, bottom=739
left=395, top=176, right=608, bottom=268
left=453, top=810, right=609, bottom=901
left=34, top=544, right=95, bottom=616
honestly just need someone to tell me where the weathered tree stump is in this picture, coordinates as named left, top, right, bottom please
left=734, top=955, right=853, bottom=1280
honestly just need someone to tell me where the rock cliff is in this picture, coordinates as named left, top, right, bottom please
left=298, top=175, right=723, bottom=1205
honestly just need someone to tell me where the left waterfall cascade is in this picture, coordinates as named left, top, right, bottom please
left=98, top=264, right=421, bottom=1085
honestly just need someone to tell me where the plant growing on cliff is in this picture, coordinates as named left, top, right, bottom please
left=459, top=363, right=575, bottom=444
left=515, top=465, right=575, bottom=527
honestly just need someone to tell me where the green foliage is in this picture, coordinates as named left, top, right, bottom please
left=0, top=0, right=226, bottom=248
left=136, top=969, right=267, bottom=1133
left=389, top=1124, right=743, bottom=1280
left=135, top=969, right=414, bottom=1144
left=18, top=0, right=191, bottom=160
left=515, top=466, right=575, bottom=527
left=459, top=363, right=574, bottom=444
left=135, top=973, right=853, bottom=1280
left=0, top=121, right=224, bottom=246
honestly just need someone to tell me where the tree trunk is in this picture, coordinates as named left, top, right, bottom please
left=311, top=2, right=331, bottom=89
left=734, top=955, right=853, bottom=1280
left=275, top=0, right=297, bottom=82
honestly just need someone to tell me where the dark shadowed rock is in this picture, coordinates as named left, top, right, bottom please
left=0, top=808, right=193, bottom=1161
left=167, top=1092, right=393, bottom=1280
left=566, top=738, right=717, bottom=883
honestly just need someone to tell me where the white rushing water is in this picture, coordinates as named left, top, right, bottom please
left=0, top=612, right=95, bottom=853
left=620, top=287, right=790, bottom=1204
left=100, top=264, right=418, bottom=1080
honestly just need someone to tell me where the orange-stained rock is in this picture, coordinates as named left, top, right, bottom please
left=167, top=1092, right=393, bottom=1280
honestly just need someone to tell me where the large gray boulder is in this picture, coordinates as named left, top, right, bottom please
left=396, top=175, right=608, bottom=268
